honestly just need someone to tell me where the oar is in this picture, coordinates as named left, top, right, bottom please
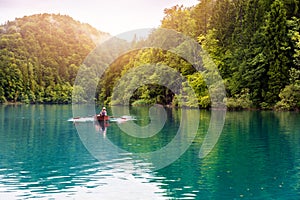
left=109, top=116, right=128, bottom=119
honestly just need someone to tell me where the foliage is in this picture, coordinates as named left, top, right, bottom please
left=225, top=89, right=253, bottom=110
left=2, top=0, right=300, bottom=110
left=161, top=5, right=197, bottom=38
left=195, top=0, right=300, bottom=110
left=99, top=46, right=203, bottom=108
left=98, top=0, right=300, bottom=109
left=275, top=84, right=300, bottom=111
left=0, top=14, right=106, bottom=103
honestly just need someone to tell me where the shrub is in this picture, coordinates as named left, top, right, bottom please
left=225, top=89, right=253, bottom=110
left=275, top=84, right=300, bottom=111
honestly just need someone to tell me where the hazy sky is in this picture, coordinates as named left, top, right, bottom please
left=0, top=0, right=199, bottom=35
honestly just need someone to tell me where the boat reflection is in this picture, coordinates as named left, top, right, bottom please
left=95, top=115, right=137, bottom=135
left=94, top=120, right=108, bottom=137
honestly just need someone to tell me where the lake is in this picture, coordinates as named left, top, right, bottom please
left=0, top=105, right=299, bottom=199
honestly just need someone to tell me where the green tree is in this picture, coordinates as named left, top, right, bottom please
left=191, top=0, right=215, bottom=35
left=161, top=5, right=197, bottom=38
left=262, top=0, right=291, bottom=106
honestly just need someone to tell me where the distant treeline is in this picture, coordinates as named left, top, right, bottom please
left=1, top=0, right=300, bottom=110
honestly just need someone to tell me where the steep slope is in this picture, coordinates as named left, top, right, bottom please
left=0, top=13, right=108, bottom=103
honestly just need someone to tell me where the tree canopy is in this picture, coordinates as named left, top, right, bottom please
left=99, top=0, right=300, bottom=110
left=0, top=13, right=107, bottom=103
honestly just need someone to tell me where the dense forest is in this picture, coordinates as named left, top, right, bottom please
left=99, top=0, right=300, bottom=110
left=0, top=13, right=107, bottom=103
left=1, top=0, right=300, bottom=110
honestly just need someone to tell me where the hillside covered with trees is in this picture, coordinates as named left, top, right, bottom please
left=1, top=0, right=300, bottom=110
left=158, top=0, right=300, bottom=110
left=0, top=13, right=107, bottom=103
left=98, top=0, right=300, bottom=110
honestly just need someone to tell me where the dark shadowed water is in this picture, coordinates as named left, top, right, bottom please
left=0, top=105, right=299, bottom=199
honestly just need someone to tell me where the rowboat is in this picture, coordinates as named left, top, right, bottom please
left=68, top=115, right=135, bottom=123
left=95, top=115, right=109, bottom=121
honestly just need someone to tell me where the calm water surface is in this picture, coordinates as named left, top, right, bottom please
left=0, top=105, right=299, bottom=199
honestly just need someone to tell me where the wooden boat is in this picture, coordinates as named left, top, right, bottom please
left=95, top=115, right=109, bottom=121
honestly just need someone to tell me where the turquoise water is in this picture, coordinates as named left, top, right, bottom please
left=0, top=105, right=299, bottom=199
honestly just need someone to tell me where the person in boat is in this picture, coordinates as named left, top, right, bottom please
left=99, top=107, right=107, bottom=117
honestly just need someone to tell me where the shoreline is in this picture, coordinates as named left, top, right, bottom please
left=1, top=102, right=299, bottom=112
